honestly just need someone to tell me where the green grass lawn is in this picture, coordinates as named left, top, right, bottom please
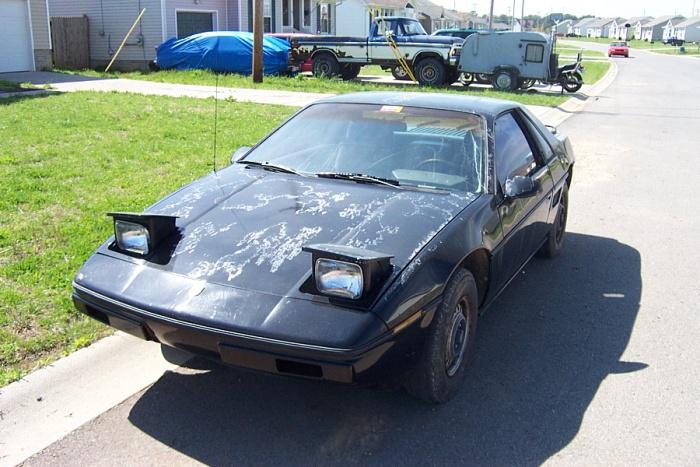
left=0, top=80, right=45, bottom=92
left=61, top=68, right=569, bottom=107
left=555, top=46, right=604, bottom=57
left=581, top=60, right=611, bottom=85
left=0, top=91, right=294, bottom=386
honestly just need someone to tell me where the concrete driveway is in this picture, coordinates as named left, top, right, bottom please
left=5, top=45, right=700, bottom=466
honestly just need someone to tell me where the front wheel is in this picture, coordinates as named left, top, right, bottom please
left=405, top=268, right=478, bottom=403
left=414, top=57, right=446, bottom=86
left=562, top=72, right=583, bottom=93
left=538, top=183, right=569, bottom=258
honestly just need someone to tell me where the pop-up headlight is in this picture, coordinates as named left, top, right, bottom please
left=107, top=212, right=178, bottom=256
left=302, top=244, right=393, bottom=303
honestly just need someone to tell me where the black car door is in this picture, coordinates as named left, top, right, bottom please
left=491, top=111, right=554, bottom=292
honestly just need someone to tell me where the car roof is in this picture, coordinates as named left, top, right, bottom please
left=316, top=92, right=521, bottom=118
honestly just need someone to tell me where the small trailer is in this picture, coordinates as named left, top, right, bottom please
left=457, top=31, right=584, bottom=92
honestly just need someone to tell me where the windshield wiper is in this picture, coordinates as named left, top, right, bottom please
left=316, top=172, right=402, bottom=188
left=237, top=160, right=302, bottom=176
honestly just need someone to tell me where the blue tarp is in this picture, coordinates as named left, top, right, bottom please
left=156, top=31, right=290, bottom=75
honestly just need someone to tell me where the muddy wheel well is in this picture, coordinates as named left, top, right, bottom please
left=459, top=249, right=490, bottom=306
left=310, top=49, right=338, bottom=61
left=413, top=51, right=444, bottom=65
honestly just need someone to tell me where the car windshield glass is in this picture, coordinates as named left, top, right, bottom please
left=241, top=103, right=486, bottom=193
left=401, top=20, right=428, bottom=36
left=611, top=42, right=626, bottom=46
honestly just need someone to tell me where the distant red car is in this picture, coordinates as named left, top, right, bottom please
left=608, top=41, right=629, bottom=57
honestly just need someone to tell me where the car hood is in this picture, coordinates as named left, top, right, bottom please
left=406, top=34, right=462, bottom=44
left=132, top=164, right=476, bottom=298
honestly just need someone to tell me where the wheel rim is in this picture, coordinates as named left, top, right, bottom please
left=496, top=73, right=512, bottom=89
left=555, top=199, right=567, bottom=243
left=317, top=61, right=330, bottom=75
left=421, top=66, right=436, bottom=82
left=395, top=67, right=407, bottom=78
left=445, top=299, right=469, bottom=377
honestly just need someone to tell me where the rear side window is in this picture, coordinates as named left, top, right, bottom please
left=525, top=43, right=544, bottom=62
left=495, top=113, right=536, bottom=186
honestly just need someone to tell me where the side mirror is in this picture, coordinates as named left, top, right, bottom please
left=504, top=175, right=540, bottom=200
left=230, top=146, right=252, bottom=164
left=545, top=124, right=558, bottom=135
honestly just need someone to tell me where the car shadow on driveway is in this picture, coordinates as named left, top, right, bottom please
left=127, top=232, right=643, bottom=466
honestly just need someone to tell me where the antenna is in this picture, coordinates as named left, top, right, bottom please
left=213, top=71, right=219, bottom=174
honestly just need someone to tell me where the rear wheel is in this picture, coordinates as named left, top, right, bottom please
left=459, top=72, right=474, bottom=86
left=405, top=268, right=478, bottom=403
left=312, top=53, right=340, bottom=78
left=340, top=63, right=361, bottom=80
left=519, top=78, right=536, bottom=90
left=562, top=72, right=583, bottom=93
left=414, top=57, right=446, bottom=86
left=492, top=69, right=518, bottom=91
left=391, top=64, right=411, bottom=80
left=475, top=73, right=491, bottom=84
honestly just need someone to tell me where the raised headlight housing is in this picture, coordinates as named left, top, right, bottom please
left=302, top=244, right=393, bottom=305
left=108, top=212, right=178, bottom=257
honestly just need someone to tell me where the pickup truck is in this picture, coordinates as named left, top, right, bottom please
left=286, top=17, right=463, bottom=86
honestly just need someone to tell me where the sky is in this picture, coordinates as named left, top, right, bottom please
left=429, top=0, right=700, bottom=18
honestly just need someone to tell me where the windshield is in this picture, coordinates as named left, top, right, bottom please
left=400, top=19, right=427, bottom=36
left=241, top=103, right=486, bottom=193
left=611, top=42, right=627, bottom=46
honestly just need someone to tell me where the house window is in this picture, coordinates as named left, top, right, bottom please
left=264, top=0, right=272, bottom=32
left=303, top=0, right=311, bottom=27
left=176, top=11, right=215, bottom=39
left=525, top=43, right=544, bottom=62
left=319, top=3, right=331, bottom=34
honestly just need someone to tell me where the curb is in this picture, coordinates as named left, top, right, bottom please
left=539, top=58, right=618, bottom=128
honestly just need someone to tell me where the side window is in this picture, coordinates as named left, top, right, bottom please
left=525, top=43, right=544, bottom=62
left=495, top=113, right=537, bottom=187
left=521, top=116, right=555, bottom=161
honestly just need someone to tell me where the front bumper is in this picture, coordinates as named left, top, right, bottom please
left=73, top=282, right=436, bottom=384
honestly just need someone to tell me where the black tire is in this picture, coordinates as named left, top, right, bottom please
left=492, top=69, right=518, bottom=91
left=538, top=183, right=569, bottom=258
left=519, top=78, right=536, bottom=90
left=405, top=268, right=478, bottom=404
left=459, top=72, right=474, bottom=87
left=413, top=57, right=446, bottom=86
left=312, top=53, right=340, bottom=78
left=562, top=72, right=583, bottom=93
left=475, top=73, right=491, bottom=84
left=391, top=65, right=411, bottom=80
left=340, top=63, right=361, bottom=80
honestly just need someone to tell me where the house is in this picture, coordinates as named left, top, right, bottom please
left=588, top=18, right=615, bottom=38
left=572, top=17, right=596, bottom=37
left=0, top=0, right=52, bottom=73
left=617, top=16, right=652, bottom=40
left=553, top=18, right=573, bottom=36
left=675, top=16, right=700, bottom=42
left=609, top=18, right=627, bottom=39
left=639, top=15, right=684, bottom=41
left=662, top=16, right=686, bottom=41
left=632, top=17, right=654, bottom=39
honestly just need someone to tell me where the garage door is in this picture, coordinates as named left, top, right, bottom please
left=176, top=11, right=214, bottom=39
left=0, top=0, right=34, bottom=73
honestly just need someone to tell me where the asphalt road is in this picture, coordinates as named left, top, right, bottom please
left=23, top=48, right=700, bottom=466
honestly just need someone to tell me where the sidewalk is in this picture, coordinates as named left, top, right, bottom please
left=3, top=71, right=568, bottom=126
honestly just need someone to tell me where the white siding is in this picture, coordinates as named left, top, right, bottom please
left=239, top=0, right=248, bottom=31
left=29, top=0, right=51, bottom=49
left=49, top=0, right=163, bottom=61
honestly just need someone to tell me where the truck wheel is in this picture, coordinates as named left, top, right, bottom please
left=312, top=53, right=340, bottom=78
left=414, top=57, right=446, bottom=86
left=475, top=73, right=491, bottom=84
left=340, top=64, right=361, bottom=80
left=519, top=78, right=536, bottom=90
left=405, top=268, right=478, bottom=404
left=562, top=72, right=583, bottom=93
left=459, top=72, right=474, bottom=87
left=492, top=70, right=518, bottom=91
left=391, top=65, right=411, bottom=80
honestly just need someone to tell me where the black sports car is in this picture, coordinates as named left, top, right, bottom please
left=72, top=92, right=574, bottom=403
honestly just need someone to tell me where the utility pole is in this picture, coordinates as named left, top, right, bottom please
left=512, top=0, right=516, bottom=29
left=252, top=0, right=263, bottom=83
left=488, top=0, right=494, bottom=30
left=521, top=0, right=525, bottom=29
